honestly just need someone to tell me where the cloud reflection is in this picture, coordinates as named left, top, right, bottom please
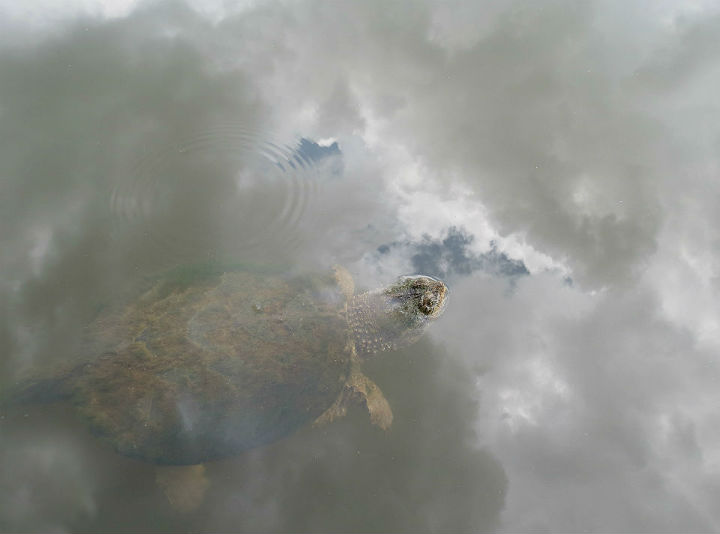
left=2, top=0, right=720, bottom=532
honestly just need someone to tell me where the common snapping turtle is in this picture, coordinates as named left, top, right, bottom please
left=4, top=264, right=447, bottom=510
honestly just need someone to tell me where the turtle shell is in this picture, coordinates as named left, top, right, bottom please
left=68, top=267, right=352, bottom=465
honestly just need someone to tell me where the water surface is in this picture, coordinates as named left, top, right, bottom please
left=2, top=1, right=720, bottom=532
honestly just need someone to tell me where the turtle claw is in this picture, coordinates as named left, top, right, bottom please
left=313, top=366, right=393, bottom=431
left=364, top=378, right=393, bottom=430
left=313, top=395, right=347, bottom=427
left=351, top=369, right=393, bottom=430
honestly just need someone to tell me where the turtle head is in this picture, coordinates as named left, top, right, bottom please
left=350, top=275, right=448, bottom=355
left=383, top=275, right=448, bottom=322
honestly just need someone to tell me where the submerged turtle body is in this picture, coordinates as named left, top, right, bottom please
left=72, top=268, right=354, bottom=465
left=7, top=265, right=448, bottom=470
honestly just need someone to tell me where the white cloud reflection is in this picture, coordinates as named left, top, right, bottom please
left=2, top=0, right=720, bottom=531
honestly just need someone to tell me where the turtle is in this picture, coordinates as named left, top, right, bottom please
left=3, top=264, right=448, bottom=511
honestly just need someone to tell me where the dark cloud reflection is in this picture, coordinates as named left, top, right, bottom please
left=378, top=227, right=529, bottom=283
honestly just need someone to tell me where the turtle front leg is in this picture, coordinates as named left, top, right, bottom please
left=313, top=365, right=393, bottom=430
left=351, top=368, right=393, bottom=430
left=155, top=464, right=209, bottom=513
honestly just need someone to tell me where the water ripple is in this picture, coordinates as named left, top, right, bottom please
left=110, top=125, right=319, bottom=266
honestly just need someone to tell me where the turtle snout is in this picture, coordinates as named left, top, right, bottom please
left=419, top=281, right=448, bottom=317
left=419, top=288, right=445, bottom=316
left=420, top=292, right=435, bottom=314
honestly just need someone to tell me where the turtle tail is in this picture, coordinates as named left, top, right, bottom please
left=1, top=374, right=72, bottom=407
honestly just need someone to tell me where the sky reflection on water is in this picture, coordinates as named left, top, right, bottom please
left=2, top=1, right=720, bottom=532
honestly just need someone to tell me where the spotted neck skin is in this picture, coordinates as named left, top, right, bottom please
left=348, top=276, right=448, bottom=356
